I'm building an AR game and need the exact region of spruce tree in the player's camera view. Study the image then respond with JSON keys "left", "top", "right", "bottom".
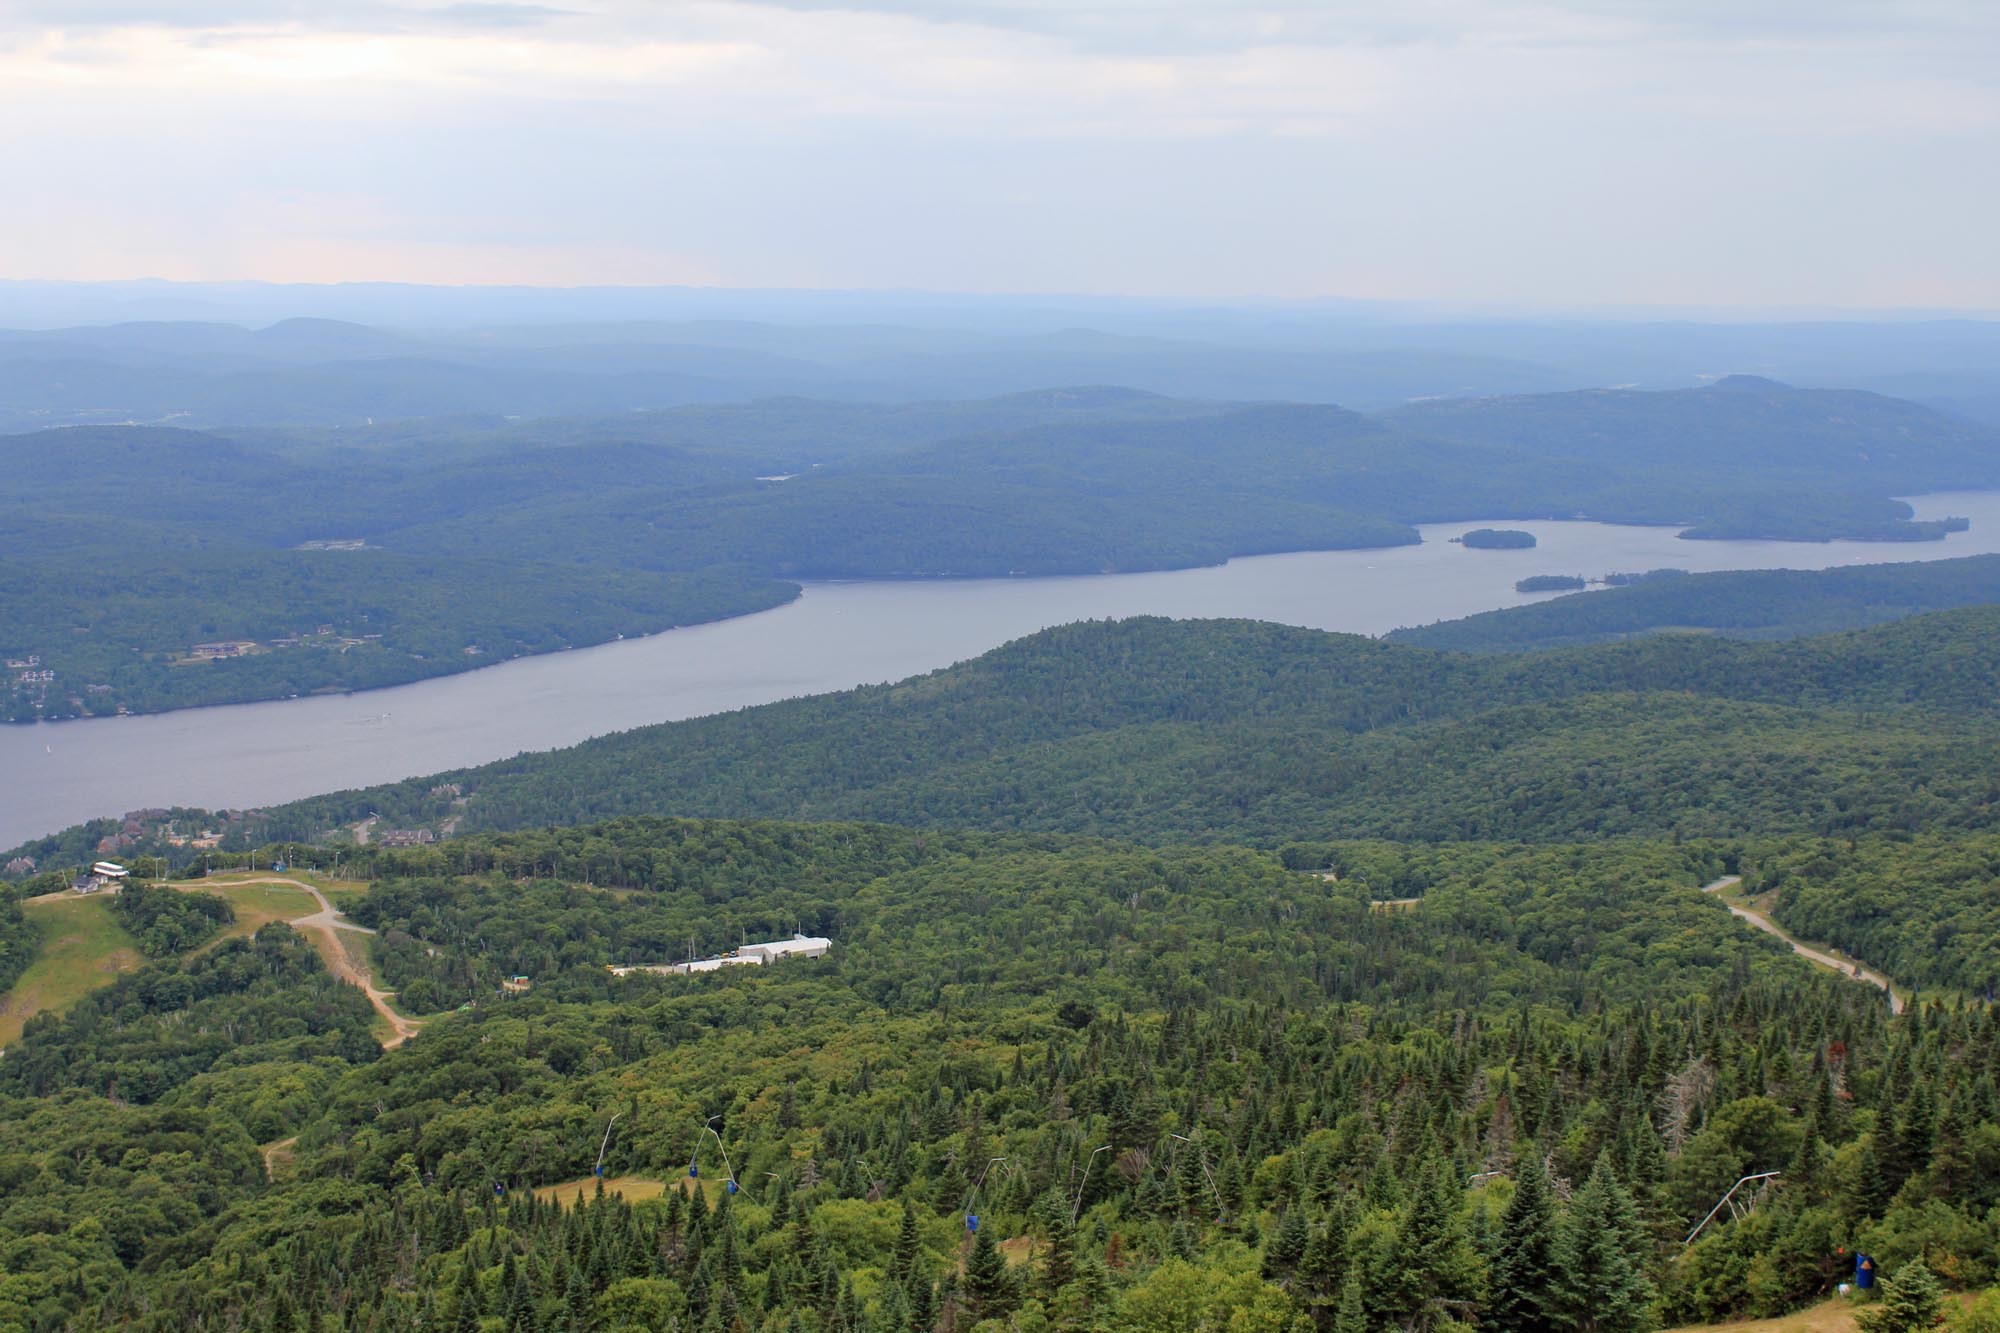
{"left": 962, "top": 1227, "right": 1014, "bottom": 1323}
{"left": 1381, "top": 1156, "right": 1481, "bottom": 1333}
{"left": 451, "top": 1259, "right": 482, "bottom": 1333}
{"left": 1857, "top": 1257, "right": 1944, "bottom": 1333}
{"left": 890, "top": 1199, "right": 924, "bottom": 1285}
{"left": 1263, "top": 1204, "right": 1309, "bottom": 1282}
{"left": 1489, "top": 1151, "right": 1562, "bottom": 1333}
{"left": 1334, "top": 1271, "right": 1366, "bottom": 1333}
{"left": 1555, "top": 1156, "right": 1655, "bottom": 1333}
{"left": 1036, "top": 1190, "right": 1078, "bottom": 1295}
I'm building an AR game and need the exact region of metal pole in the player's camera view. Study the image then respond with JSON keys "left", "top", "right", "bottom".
{"left": 962, "top": 1156, "right": 1008, "bottom": 1228}
{"left": 594, "top": 1114, "right": 621, "bottom": 1177}
{"left": 1072, "top": 1145, "right": 1112, "bottom": 1224}
{"left": 1684, "top": 1171, "right": 1781, "bottom": 1246}
{"left": 702, "top": 1116, "right": 745, "bottom": 1196}
{"left": 1170, "top": 1132, "right": 1225, "bottom": 1216}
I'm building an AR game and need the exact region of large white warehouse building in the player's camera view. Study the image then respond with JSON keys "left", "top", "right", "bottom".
{"left": 608, "top": 934, "right": 831, "bottom": 978}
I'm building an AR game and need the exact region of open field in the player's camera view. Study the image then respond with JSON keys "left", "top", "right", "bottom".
{"left": 0, "top": 895, "right": 142, "bottom": 1046}
{"left": 533, "top": 1175, "right": 674, "bottom": 1209}
{"left": 193, "top": 881, "right": 321, "bottom": 946}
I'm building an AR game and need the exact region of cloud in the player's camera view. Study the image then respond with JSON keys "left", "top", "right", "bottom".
{"left": 0, "top": 0, "right": 1994, "bottom": 305}
{"left": 0, "top": 1, "right": 577, "bottom": 35}
{"left": 703, "top": 0, "right": 2000, "bottom": 55}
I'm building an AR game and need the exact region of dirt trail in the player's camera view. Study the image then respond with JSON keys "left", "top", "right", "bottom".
{"left": 190, "top": 876, "right": 422, "bottom": 1046}
{"left": 261, "top": 1136, "right": 299, "bottom": 1182}
{"left": 1701, "top": 876, "right": 1904, "bottom": 1014}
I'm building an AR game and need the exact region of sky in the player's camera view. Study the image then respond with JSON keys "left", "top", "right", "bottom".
{"left": 2, "top": 1, "right": 1997, "bottom": 308}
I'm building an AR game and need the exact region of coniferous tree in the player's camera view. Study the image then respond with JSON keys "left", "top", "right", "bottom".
{"left": 1556, "top": 1156, "right": 1655, "bottom": 1333}
{"left": 1381, "top": 1156, "right": 1482, "bottom": 1333}
{"left": 1333, "top": 1271, "right": 1366, "bottom": 1333}
{"left": 962, "top": 1227, "right": 1014, "bottom": 1323}
{"left": 1857, "top": 1257, "right": 1944, "bottom": 1333}
{"left": 1489, "top": 1151, "right": 1562, "bottom": 1333}
{"left": 890, "top": 1198, "right": 925, "bottom": 1287}
{"left": 1263, "top": 1205, "right": 1309, "bottom": 1283}
{"left": 1036, "top": 1190, "right": 1078, "bottom": 1295}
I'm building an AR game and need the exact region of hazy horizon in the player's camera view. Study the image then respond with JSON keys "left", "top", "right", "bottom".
{"left": 6, "top": 276, "right": 2000, "bottom": 327}
{"left": 7, "top": 2, "right": 1998, "bottom": 309}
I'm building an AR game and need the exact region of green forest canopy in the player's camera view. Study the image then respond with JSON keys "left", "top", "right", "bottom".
{"left": 152, "top": 607, "right": 2000, "bottom": 854}
{"left": 2, "top": 815, "right": 1994, "bottom": 1332}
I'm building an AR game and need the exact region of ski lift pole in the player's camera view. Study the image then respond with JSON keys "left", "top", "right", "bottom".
{"left": 594, "top": 1113, "right": 621, "bottom": 1178}
{"left": 962, "top": 1156, "right": 1007, "bottom": 1232}
{"left": 693, "top": 1115, "right": 745, "bottom": 1197}
{"left": 1169, "top": 1131, "right": 1225, "bottom": 1217}
{"left": 1072, "top": 1145, "right": 1112, "bottom": 1224}
{"left": 1684, "top": 1171, "right": 1781, "bottom": 1245}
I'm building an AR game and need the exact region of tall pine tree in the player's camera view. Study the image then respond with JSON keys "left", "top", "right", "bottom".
{"left": 1556, "top": 1155, "right": 1655, "bottom": 1333}
{"left": 1489, "top": 1151, "right": 1562, "bottom": 1333}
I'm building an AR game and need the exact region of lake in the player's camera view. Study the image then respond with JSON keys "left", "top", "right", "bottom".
{"left": 6, "top": 490, "right": 2000, "bottom": 847}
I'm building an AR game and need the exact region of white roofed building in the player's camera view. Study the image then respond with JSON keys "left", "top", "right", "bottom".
{"left": 609, "top": 933, "right": 831, "bottom": 978}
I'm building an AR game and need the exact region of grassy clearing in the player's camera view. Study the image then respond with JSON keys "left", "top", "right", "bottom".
{"left": 198, "top": 869, "right": 368, "bottom": 897}
{"left": 533, "top": 1175, "right": 672, "bottom": 1209}
{"left": 1660, "top": 1297, "right": 1858, "bottom": 1333}
{"left": 1662, "top": 1293, "right": 1974, "bottom": 1333}
{"left": 181, "top": 881, "right": 321, "bottom": 947}
{"left": 0, "top": 896, "right": 142, "bottom": 1046}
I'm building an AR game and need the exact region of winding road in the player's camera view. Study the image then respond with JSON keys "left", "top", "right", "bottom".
{"left": 189, "top": 876, "right": 423, "bottom": 1046}
{"left": 1701, "top": 876, "right": 1904, "bottom": 1014}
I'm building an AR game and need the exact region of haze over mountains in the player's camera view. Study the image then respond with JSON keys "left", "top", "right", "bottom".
{"left": 5, "top": 282, "right": 2000, "bottom": 431}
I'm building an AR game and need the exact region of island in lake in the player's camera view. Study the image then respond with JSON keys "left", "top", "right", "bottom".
{"left": 1457, "top": 528, "right": 1538, "bottom": 549}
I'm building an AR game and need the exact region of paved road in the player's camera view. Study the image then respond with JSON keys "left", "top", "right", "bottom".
{"left": 1701, "top": 876, "right": 1904, "bottom": 1014}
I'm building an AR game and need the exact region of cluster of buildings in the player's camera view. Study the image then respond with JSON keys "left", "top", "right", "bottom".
{"left": 188, "top": 640, "right": 260, "bottom": 660}
{"left": 608, "top": 934, "right": 832, "bottom": 977}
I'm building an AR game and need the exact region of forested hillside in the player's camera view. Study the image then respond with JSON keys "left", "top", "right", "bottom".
{"left": 0, "top": 551, "right": 793, "bottom": 721}
{"left": 204, "top": 610, "right": 2000, "bottom": 849}
{"left": 1389, "top": 375, "right": 2000, "bottom": 492}
{"left": 1389, "top": 556, "right": 2000, "bottom": 652}
{"left": 1743, "top": 833, "right": 2000, "bottom": 999}
{"left": 3, "top": 816, "right": 1992, "bottom": 1333}
{"left": 6, "top": 373, "right": 1996, "bottom": 716}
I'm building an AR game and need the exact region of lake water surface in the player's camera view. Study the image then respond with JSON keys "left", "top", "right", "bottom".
{"left": 7, "top": 490, "right": 2000, "bottom": 847}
